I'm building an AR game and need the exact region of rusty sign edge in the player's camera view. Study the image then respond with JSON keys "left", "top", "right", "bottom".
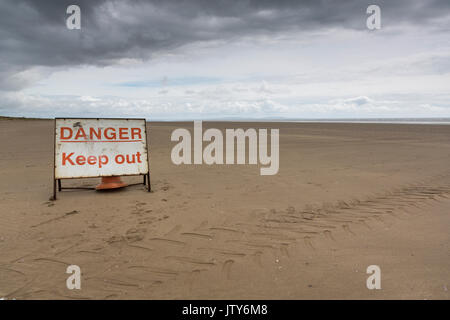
{"left": 54, "top": 118, "right": 149, "bottom": 179}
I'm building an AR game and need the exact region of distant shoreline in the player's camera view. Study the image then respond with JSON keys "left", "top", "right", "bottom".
{"left": 2, "top": 115, "right": 450, "bottom": 124}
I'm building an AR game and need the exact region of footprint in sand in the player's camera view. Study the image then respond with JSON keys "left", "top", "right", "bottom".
{"left": 280, "top": 243, "right": 290, "bottom": 257}
{"left": 165, "top": 224, "right": 182, "bottom": 236}
{"left": 323, "top": 230, "right": 335, "bottom": 241}
{"left": 125, "top": 228, "right": 147, "bottom": 242}
{"left": 304, "top": 236, "right": 315, "bottom": 250}
{"left": 342, "top": 224, "right": 355, "bottom": 235}
{"left": 43, "top": 201, "right": 54, "bottom": 207}
{"left": 193, "top": 220, "right": 208, "bottom": 231}
{"left": 222, "top": 259, "right": 234, "bottom": 280}
{"left": 252, "top": 251, "right": 263, "bottom": 267}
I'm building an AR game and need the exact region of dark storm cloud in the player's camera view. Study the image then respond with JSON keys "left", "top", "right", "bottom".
{"left": 0, "top": 0, "right": 449, "bottom": 90}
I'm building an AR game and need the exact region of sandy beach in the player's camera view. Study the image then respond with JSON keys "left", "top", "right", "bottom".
{"left": 0, "top": 119, "right": 449, "bottom": 299}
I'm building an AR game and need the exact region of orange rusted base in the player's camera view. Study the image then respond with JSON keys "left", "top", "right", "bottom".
{"left": 96, "top": 176, "right": 128, "bottom": 190}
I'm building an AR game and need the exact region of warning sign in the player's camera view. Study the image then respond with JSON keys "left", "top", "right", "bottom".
{"left": 54, "top": 118, "right": 149, "bottom": 179}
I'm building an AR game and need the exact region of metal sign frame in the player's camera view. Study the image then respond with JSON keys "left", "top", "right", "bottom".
{"left": 52, "top": 117, "right": 151, "bottom": 200}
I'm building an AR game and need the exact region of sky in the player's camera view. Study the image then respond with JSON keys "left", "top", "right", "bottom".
{"left": 1, "top": 0, "right": 450, "bottom": 120}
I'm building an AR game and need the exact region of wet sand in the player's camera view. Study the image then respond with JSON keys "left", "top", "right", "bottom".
{"left": 0, "top": 119, "right": 449, "bottom": 299}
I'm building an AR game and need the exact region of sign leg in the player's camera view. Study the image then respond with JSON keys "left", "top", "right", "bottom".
{"left": 53, "top": 179, "right": 57, "bottom": 200}
{"left": 147, "top": 173, "right": 151, "bottom": 192}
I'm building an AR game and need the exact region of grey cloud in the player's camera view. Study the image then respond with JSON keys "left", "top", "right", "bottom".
{"left": 0, "top": 0, "right": 449, "bottom": 91}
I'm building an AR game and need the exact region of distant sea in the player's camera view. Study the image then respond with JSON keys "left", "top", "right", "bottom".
{"left": 286, "top": 118, "right": 450, "bottom": 125}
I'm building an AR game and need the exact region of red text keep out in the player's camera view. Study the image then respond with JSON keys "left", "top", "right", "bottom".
{"left": 62, "top": 152, "right": 143, "bottom": 168}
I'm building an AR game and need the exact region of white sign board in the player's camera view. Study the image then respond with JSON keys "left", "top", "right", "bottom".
{"left": 54, "top": 118, "right": 149, "bottom": 179}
